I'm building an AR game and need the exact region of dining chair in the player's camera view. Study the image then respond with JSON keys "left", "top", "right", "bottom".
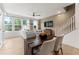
{"left": 54, "top": 35, "right": 64, "bottom": 55}
{"left": 36, "top": 37, "right": 56, "bottom": 55}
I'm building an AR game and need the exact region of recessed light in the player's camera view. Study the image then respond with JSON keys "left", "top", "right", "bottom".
{"left": 57, "top": 11, "right": 61, "bottom": 14}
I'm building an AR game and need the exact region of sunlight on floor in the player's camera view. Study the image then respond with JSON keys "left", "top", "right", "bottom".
{"left": 0, "top": 37, "right": 24, "bottom": 55}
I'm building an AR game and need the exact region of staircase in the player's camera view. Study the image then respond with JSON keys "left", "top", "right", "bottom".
{"left": 53, "top": 15, "right": 79, "bottom": 48}
{"left": 54, "top": 15, "right": 76, "bottom": 36}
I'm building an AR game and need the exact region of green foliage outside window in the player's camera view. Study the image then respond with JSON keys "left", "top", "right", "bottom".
{"left": 15, "top": 18, "right": 21, "bottom": 31}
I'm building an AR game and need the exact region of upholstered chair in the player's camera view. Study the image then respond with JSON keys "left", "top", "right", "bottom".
{"left": 54, "top": 35, "right": 64, "bottom": 55}
{"left": 44, "top": 29, "right": 55, "bottom": 40}
{"left": 36, "top": 37, "right": 56, "bottom": 55}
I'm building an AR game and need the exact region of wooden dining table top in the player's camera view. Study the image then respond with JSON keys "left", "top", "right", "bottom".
{"left": 27, "top": 37, "right": 42, "bottom": 47}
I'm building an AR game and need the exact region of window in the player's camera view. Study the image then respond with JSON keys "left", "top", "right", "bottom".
{"left": 4, "top": 16, "right": 12, "bottom": 31}
{"left": 15, "top": 18, "right": 21, "bottom": 31}
{"left": 23, "top": 19, "right": 27, "bottom": 25}
{"left": 23, "top": 18, "right": 30, "bottom": 30}
{"left": 23, "top": 18, "right": 30, "bottom": 25}
{"left": 4, "top": 16, "right": 31, "bottom": 31}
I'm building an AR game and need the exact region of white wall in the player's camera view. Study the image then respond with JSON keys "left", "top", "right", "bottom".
{"left": 75, "top": 4, "right": 79, "bottom": 29}
{"left": 63, "top": 29, "right": 79, "bottom": 48}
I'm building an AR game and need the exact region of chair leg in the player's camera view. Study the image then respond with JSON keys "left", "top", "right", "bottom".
{"left": 54, "top": 51, "right": 59, "bottom": 55}
{"left": 60, "top": 48, "right": 63, "bottom": 55}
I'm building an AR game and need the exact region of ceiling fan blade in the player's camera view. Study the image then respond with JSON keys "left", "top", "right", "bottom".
{"left": 33, "top": 12, "right": 35, "bottom": 16}
{"left": 36, "top": 15, "right": 40, "bottom": 16}
{"left": 32, "top": 12, "right": 40, "bottom": 16}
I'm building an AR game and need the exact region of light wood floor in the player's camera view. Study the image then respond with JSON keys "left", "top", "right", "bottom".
{"left": 0, "top": 37, "right": 79, "bottom": 55}
{"left": 0, "top": 37, "right": 24, "bottom": 55}
{"left": 62, "top": 44, "right": 79, "bottom": 55}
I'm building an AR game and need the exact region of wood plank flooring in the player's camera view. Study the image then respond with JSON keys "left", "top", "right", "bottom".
{"left": 0, "top": 37, "right": 79, "bottom": 55}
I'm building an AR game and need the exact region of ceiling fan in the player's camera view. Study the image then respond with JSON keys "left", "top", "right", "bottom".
{"left": 32, "top": 12, "right": 40, "bottom": 16}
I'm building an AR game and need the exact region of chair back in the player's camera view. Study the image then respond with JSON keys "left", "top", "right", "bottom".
{"left": 38, "top": 37, "right": 56, "bottom": 55}
{"left": 44, "top": 29, "right": 55, "bottom": 40}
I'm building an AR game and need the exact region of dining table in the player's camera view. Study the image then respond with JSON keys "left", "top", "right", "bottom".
{"left": 27, "top": 36, "right": 42, "bottom": 55}
{"left": 24, "top": 32, "right": 49, "bottom": 55}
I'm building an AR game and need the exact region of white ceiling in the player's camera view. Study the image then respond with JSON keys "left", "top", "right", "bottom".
{"left": 3, "top": 3, "right": 72, "bottom": 19}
